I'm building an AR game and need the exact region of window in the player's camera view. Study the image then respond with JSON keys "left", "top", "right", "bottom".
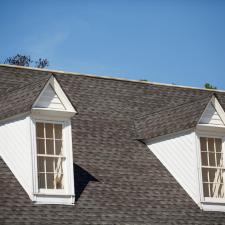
{"left": 36, "top": 122, "right": 64, "bottom": 190}
{"left": 200, "top": 137, "right": 224, "bottom": 198}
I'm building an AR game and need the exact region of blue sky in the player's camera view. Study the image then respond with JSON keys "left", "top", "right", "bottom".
{"left": 1, "top": 1, "right": 225, "bottom": 89}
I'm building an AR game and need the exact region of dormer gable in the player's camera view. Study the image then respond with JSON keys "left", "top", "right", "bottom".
{"left": 34, "top": 84, "right": 65, "bottom": 110}
{"left": 199, "top": 96, "right": 225, "bottom": 127}
{"left": 32, "top": 76, "right": 76, "bottom": 118}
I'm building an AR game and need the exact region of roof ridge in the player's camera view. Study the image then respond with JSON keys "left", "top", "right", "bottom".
{"left": 0, "top": 74, "right": 51, "bottom": 100}
{"left": 0, "top": 64, "right": 225, "bottom": 93}
{"left": 135, "top": 93, "right": 213, "bottom": 120}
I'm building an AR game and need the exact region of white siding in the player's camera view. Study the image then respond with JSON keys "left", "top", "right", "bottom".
{"left": 199, "top": 102, "right": 224, "bottom": 126}
{"left": 0, "top": 116, "right": 33, "bottom": 198}
{"left": 34, "top": 84, "right": 65, "bottom": 110}
{"left": 147, "top": 131, "right": 201, "bottom": 206}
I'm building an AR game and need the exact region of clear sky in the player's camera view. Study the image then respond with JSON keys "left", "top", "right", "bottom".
{"left": 1, "top": 1, "right": 225, "bottom": 89}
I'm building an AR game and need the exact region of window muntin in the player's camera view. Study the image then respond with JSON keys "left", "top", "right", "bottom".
{"left": 200, "top": 137, "right": 224, "bottom": 198}
{"left": 36, "top": 122, "right": 64, "bottom": 190}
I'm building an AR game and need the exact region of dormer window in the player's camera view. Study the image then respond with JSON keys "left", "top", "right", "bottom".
{"left": 36, "top": 122, "right": 64, "bottom": 191}
{"left": 200, "top": 137, "right": 224, "bottom": 198}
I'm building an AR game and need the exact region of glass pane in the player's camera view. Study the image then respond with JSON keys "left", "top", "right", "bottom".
{"left": 46, "top": 157, "right": 54, "bottom": 173}
{"left": 210, "top": 183, "right": 225, "bottom": 198}
{"left": 36, "top": 123, "right": 44, "bottom": 138}
{"left": 208, "top": 168, "right": 223, "bottom": 183}
{"left": 37, "top": 139, "right": 45, "bottom": 154}
{"left": 46, "top": 173, "right": 54, "bottom": 189}
{"left": 216, "top": 153, "right": 223, "bottom": 167}
{"left": 46, "top": 139, "right": 54, "bottom": 155}
{"left": 201, "top": 152, "right": 208, "bottom": 166}
{"left": 208, "top": 152, "right": 216, "bottom": 167}
{"left": 200, "top": 137, "right": 207, "bottom": 151}
{"left": 46, "top": 123, "right": 53, "bottom": 138}
{"left": 38, "top": 173, "right": 45, "bottom": 189}
{"left": 215, "top": 138, "right": 222, "bottom": 153}
{"left": 37, "top": 156, "right": 45, "bottom": 172}
{"left": 208, "top": 138, "right": 215, "bottom": 152}
{"left": 55, "top": 124, "right": 62, "bottom": 139}
{"left": 218, "top": 184, "right": 225, "bottom": 198}
{"left": 55, "top": 140, "right": 63, "bottom": 155}
{"left": 203, "top": 183, "right": 210, "bottom": 197}
{"left": 54, "top": 158, "right": 63, "bottom": 174}
{"left": 55, "top": 173, "right": 63, "bottom": 189}
{"left": 202, "top": 168, "right": 208, "bottom": 183}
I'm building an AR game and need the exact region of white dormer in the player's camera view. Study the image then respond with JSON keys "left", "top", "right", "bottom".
{"left": 146, "top": 96, "right": 225, "bottom": 212}
{"left": 0, "top": 76, "right": 76, "bottom": 205}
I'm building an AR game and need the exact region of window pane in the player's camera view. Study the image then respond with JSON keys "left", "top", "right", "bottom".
{"left": 37, "top": 157, "right": 45, "bottom": 172}
{"left": 208, "top": 152, "right": 216, "bottom": 167}
{"left": 55, "top": 173, "right": 63, "bottom": 189}
{"left": 46, "top": 157, "right": 54, "bottom": 173}
{"left": 218, "top": 184, "right": 225, "bottom": 198}
{"left": 203, "top": 183, "right": 210, "bottom": 197}
{"left": 202, "top": 168, "right": 209, "bottom": 183}
{"left": 38, "top": 173, "right": 45, "bottom": 189}
{"left": 36, "top": 123, "right": 44, "bottom": 138}
{"left": 208, "top": 138, "right": 215, "bottom": 152}
{"left": 215, "top": 138, "right": 222, "bottom": 153}
{"left": 217, "top": 153, "right": 223, "bottom": 167}
{"left": 37, "top": 139, "right": 45, "bottom": 154}
{"left": 55, "top": 124, "right": 62, "bottom": 139}
{"left": 46, "top": 173, "right": 54, "bottom": 189}
{"left": 55, "top": 140, "right": 63, "bottom": 155}
{"left": 46, "top": 123, "right": 53, "bottom": 138}
{"left": 210, "top": 183, "right": 225, "bottom": 198}
{"left": 54, "top": 158, "right": 63, "bottom": 174}
{"left": 201, "top": 152, "right": 208, "bottom": 166}
{"left": 200, "top": 137, "right": 207, "bottom": 151}
{"left": 46, "top": 139, "right": 54, "bottom": 155}
{"left": 209, "top": 169, "right": 223, "bottom": 183}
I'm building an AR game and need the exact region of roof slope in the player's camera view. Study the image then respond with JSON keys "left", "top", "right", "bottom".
{"left": 0, "top": 75, "right": 51, "bottom": 121}
{"left": 1, "top": 65, "right": 225, "bottom": 224}
{"left": 134, "top": 95, "right": 213, "bottom": 140}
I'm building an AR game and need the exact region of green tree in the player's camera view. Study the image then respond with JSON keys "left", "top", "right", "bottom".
{"left": 4, "top": 54, "right": 49, "bottom": 68}
{"left": 204, "top": 83, "right": 217, "bottom": 90}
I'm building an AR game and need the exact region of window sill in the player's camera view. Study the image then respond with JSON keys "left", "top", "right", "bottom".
{"left": 202, "top": 197, "right": 225, "bottom": 204}
{"left": 33, "top": 193, "right": 75, "bottom": 205}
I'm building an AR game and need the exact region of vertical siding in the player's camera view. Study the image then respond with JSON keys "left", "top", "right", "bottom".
{"left": 147, "top": 131, "right": 200, "bottom": 205}
{"left": 35, "top": 85, "right": 65, "bottom": 110}
{"left": 0, "top": 116, "right": 33, "bottom": 197}
{"left": 199, "top": 103, "right": 224, "bottom": 126}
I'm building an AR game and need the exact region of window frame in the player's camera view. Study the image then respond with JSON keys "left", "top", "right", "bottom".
{"left": 196, "top": 129, "right": 225, "bottom": 203}
{"left": 36, "top": 120, "right": 66, "bottom": 194}
{"left": 30, "top": 116, "right": 74, "bottom": 202}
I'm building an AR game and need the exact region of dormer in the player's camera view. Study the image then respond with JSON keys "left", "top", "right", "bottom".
{"left": 135, "top": 95, "right": 225, "bottom": 212}
{"left": 0, "top": 75, "right": 76, "bottom": 205}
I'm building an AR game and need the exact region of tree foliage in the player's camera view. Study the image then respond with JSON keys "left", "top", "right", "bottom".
{"left": 204, "top": 83, "right": 217, "bottom": 90}
{"left": 4, "top": 54, "right": 49, "bottom": 68}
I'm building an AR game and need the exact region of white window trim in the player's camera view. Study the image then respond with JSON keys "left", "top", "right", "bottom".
{"left": 30, "top": 116, "right": 75, "bottom": 205}
{"left": 195, "top": 127, "right": 225, "bottom": 213}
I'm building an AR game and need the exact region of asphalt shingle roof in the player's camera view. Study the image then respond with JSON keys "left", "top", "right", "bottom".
{"left": 1, "top": 65, "right": 225, "bottom": 224}
{"left": 134, "top": 94, "right": 213, "bottom": 140}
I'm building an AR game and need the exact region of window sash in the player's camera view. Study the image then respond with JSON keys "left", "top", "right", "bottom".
{"left": 36, "top": 122, "right": 65, "bottom": 190}
{"left": 200, "top": 137, "right": 225, "bottom": 198}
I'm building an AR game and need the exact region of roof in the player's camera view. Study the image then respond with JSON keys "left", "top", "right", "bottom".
{"left": 1, "top": 65, "right": 225, "bottom": 224}
{"left": 134, "top": 94, "right": 213, "bottom": 140}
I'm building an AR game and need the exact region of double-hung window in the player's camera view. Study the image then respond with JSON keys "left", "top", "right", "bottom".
{"left": 36, "top": 122, "right": 65, "bottom": 191}
{"left": 200, "top": 137, "right": 224, "bottom": 198}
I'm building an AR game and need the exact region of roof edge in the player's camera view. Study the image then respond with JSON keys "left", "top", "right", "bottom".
{"left": 0, "top": 64, "right": 224, "bottom": 93}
